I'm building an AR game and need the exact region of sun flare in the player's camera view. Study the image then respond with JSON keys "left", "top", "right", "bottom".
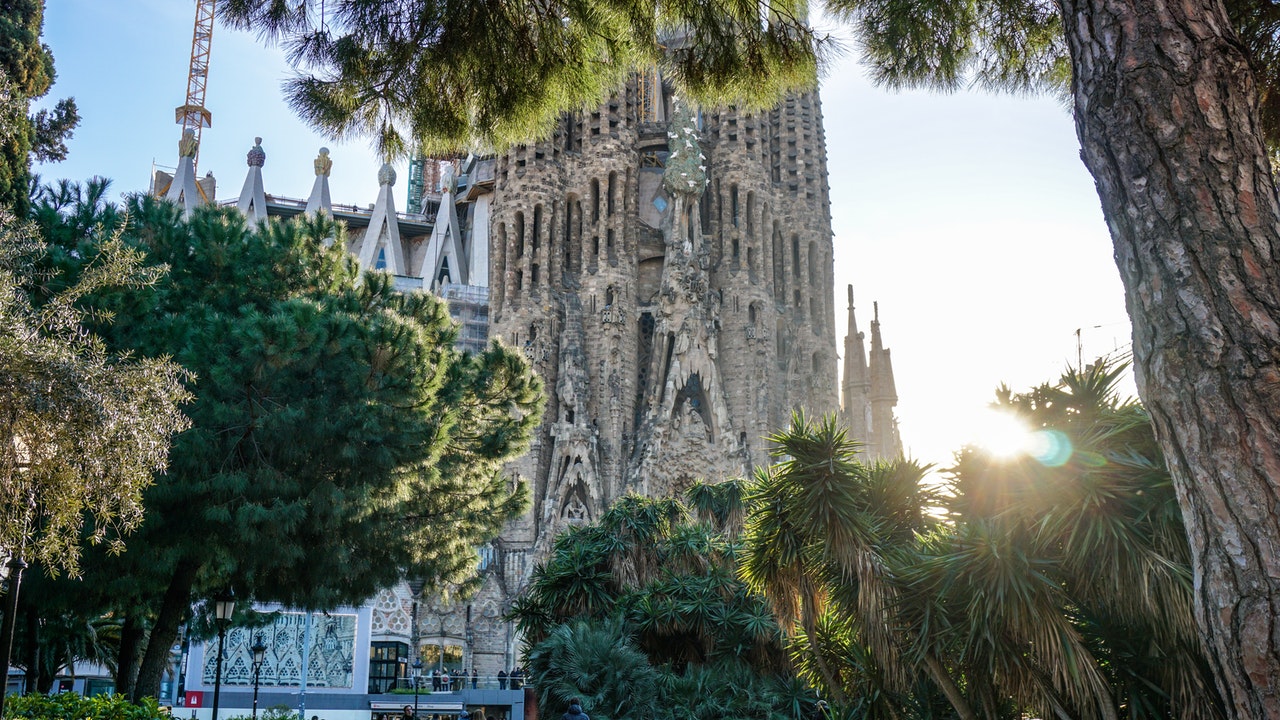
{"left": 969, "top": 409, "right": 1035, "bottom": 457}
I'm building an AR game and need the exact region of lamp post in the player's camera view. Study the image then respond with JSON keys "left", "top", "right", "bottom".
{"left": 210, "top": 590, "right": 236, "bottom": 720}
{"left": 0, "top": 555, "right": 29, "bottom": 720}
{"left": 251, "top": 635, "right": 267, "bottom": 720}
{"left": 412, "top": 659, "right": 422, "bottom": 716}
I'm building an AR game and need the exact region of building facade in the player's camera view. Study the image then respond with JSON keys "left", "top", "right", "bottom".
{"left": 158, "top": 69, "right": 900, "bottom": 712}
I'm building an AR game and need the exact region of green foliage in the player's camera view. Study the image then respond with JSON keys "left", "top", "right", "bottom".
{"left": 28, "top": 183, "right": 543, "bottom": 698}
{"left": 2, "top": 692, "right": 171, "bottom": 720}
{"left": 525, "top": 620, "right": 658, "bottom": 720}
{"left": 742, "top": 363, "right": 1225, "bottom": 719}
{"left": 514, "top": 484, "right": 813, "bottom": 720}
{"left": 0, "top": 1, "right": 77, "bottom": 215}
{"left": 0, "top": 207, "right": 190, "bottom": 575}
{"left": 219, "top": 0, "right": 819, "bottom": 156}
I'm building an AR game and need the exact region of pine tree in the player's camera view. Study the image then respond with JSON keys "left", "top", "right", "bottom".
{"left": 0, "top": 0, "right": 76, "bottom": 215}
{"left": 31, "top": 189, "right": 543, "bottom": 700}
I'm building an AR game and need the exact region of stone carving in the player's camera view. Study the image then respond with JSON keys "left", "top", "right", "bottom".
{"left": 178, "top": 128, "right": 198, "bottom": 158}
{"left": 314, "top": 147, "right": 333, "bottom": 177}
{"left": 246, "top": 137, "right": 266, "bottom": 167}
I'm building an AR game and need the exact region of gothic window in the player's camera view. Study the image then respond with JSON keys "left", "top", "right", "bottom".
{"left": 746, "top": 191, "right": 754, "bottom": 235}
{"left": 531, "top": 263, "right": 540, "bottom": 285}
{"left": 808, "top": 240, "right": 818, "bottom": 283}
{"left": 794, "top": 289, "right": 802, "bottom": 309}
{"left": 791, "top": 234, "right": 801, "bottom": 279}
{"left": 375, "top": 247, "right": 386, "bottom": 271}
{"left": 730, "top": 185, "right": 740, "bottom": 227}
{"left": 607, "top": 172, "right": 617, "bottom": 216}
{"left": 591, "top": 179, "right": 601, "bottom": 223}
{"left": 515, "top": 269, "right": 523, "bottom": 293}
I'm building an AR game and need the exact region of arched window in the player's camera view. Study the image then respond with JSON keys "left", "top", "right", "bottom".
{"left": 514, "top": 212, "right": 526, "bottom": 258}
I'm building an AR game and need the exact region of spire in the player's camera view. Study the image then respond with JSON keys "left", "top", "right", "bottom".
{"left": 236, "top": 137, "right": 268, "bottom": 224}
{"left": 867, "top": 301, "right": 902, "bottom": 459}
{"left": 841, "top": 285, "right": 869, "bottom": 404}
{"left": 163, "top": 129, "right": 207, "bottom": 218}
{"left": 304, "top": 147, "right": 333, "bottom": 218}
{"left": 421, "top": 161, "right": 468, "bottom": 289}
{"left": 357, "top": 163, "right": 406, "bottom": 274}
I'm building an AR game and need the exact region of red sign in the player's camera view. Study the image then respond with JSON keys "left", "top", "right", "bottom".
{"left": 185, "top": 691, "right": 204, "bottom": 707}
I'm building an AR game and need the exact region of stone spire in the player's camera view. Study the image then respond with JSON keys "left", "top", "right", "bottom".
{"left": 164, "top": 128, "right": 205, "bottom": 217}
{"left": 867, "top": 302, "right": 901, "bottom": 459}
{"left": 421, "top": 161, "right": 468, "bottom": 289}
{"left": 841, "top": 285, "right": 870, "bottom": 443}
{"left": 236, "top": 137, "right": 268, "bottom": 224}
{"left": 304, "top": 147, "right": 333, "bottom": 218}
{"left": 356, "top": 163, "right": 406, "bottom": 274}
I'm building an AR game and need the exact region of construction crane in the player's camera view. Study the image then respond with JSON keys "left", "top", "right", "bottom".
{"left": 175, "top": 0, "right": 215, "bottom": 170}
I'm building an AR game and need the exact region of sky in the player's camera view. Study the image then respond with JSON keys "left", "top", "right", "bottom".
{"left": 37, "top": 1, "right": 1134, "bottom": 470}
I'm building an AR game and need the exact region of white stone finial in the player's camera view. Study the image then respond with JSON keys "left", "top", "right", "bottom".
{"left": 378, "top": 163, "right": 397, "bottom": 187}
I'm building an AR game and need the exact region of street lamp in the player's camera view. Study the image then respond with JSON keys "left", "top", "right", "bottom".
{"left": 251, "top": 635, "right": 267, "bottom": 720}
{"left": 210, "top": 589, "right": 236, "bottom": 720}
{"left": 412, "top": 659, "right": 423, "bottom": 716}
{"left": 0, "top": 555, "right": 29, "bottom": 720}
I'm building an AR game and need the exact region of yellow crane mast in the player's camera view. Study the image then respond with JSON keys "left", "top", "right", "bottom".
{"left": 175, "top": 0, "right": 215, "bottom": 170}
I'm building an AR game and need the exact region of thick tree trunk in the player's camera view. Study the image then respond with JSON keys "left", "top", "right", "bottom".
{"left": 1057, "top": 0, "right": 1280, "bottom": 716}
{"left": 132, "top": 559, "right": 199, "bottom": 702}
{"left": 115, "top": 612, "right": 145, "bottom": 699}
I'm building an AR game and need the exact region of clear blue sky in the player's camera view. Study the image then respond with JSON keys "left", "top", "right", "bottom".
{"left": 38, "top": 1, "right": 1132, "bottom": 469}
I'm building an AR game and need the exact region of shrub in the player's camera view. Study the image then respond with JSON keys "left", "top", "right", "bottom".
{"left": 3, "top": 693, "right": 171, "bottom": 720}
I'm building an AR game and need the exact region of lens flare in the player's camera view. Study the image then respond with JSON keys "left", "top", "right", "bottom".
{"left": 970, "top": 410, "right": 1034, "bottom": 457}
{"left": 1027, "top": 429, "right": 1073, "bottom": 467}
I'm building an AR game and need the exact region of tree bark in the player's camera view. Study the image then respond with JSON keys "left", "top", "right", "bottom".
{"left": 115, "top": 611, "right": 145, "bottom": 699}
{"left": 1057, "top": 0, "right": 1280, "bottom": 716}
{"left": 922, "top": 653, "right": 978, "bottom": 720}
{"left": 132, "top": 559, "right": 200, "bottom": 702}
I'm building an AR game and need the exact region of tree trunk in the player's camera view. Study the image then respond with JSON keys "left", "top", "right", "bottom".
{"left": 1057, "top": 0, "right": 1280, "bottom": 716}
{"left": 921, "top": 653, "right": 978, "bottom": 720}
{"left": 115, "top": 612, "right": 145, "bottom": 699}
{"left": 132, "top": 559, "right": 199, "bottom": 702}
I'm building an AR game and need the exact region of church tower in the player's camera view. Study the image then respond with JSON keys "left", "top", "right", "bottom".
{"left": 840, "top": 287, "right": 902, "bottom": 461}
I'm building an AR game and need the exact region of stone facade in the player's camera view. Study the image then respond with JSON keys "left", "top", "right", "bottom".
{"left": 164, "top": 71, "right": 900, "bottom": 681}
{"left": 442, "top": 76, "right": 847, "bottom": 671}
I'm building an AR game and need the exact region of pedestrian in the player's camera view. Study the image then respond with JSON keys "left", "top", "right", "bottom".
{"left": 402, "top": 705, "right": 416, "bottom": 720}
{"left": 441, "top": 669, "right": 451, "bottom": 692}
{"left": 561, "top": 698, "right": 589, "bottom": 720}
{"left": 470, "top": 668, "right": 478, "bottom": 690}
{"left": 432, "top": 668, "right": 441, "bottom": 692}
{"left": 497, "top": 669, "right": 507, "bottom": 690}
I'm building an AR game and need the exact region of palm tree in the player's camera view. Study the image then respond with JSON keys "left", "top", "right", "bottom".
{"left": 739, "top": 412, "right": 976, "bottom": 718}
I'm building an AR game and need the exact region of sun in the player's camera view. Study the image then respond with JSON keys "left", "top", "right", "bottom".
{"left": 969, "top": 409, "right": 1035, "bottom": 457}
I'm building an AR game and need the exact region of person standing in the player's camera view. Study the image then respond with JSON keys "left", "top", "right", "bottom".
{"left": 401, "top": 705, "right": 416, "bottom": 720}
{"left": 441, "top": 669, "right": 451, "bottom": 692}
{"left": 497, "top": 669, "right": 507, "bottom": 690}
{"left": 470, "top": 668, "right": 478, "bottom": 690}
{"left": 432, "top": 669, "right": 441, "bottom": 692}
{"left": 561, "top": 698, "right": 589, "bottom": 720}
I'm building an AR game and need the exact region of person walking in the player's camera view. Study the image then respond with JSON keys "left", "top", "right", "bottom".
{"left": 561, "top": 698, "right": 589, "bottom": 720}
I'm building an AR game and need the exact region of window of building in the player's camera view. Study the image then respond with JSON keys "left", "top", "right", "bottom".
{"left": 368, "top": 641, "right": 408, "bottom": 694}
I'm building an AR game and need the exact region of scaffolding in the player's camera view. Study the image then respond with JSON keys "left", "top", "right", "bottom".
{"left": 175, "top": 0, "right": 215, "bottom": 170}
